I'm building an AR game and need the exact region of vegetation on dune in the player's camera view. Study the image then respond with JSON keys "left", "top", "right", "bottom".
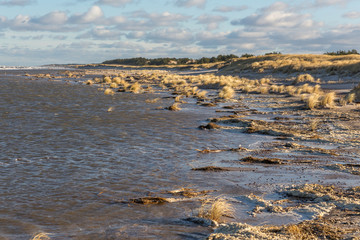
{"left": 348, "top": 83, "right": 360, "bottom": 103}
{"left": 325, "top": 49, "right": 359, "bottom": 55}
{"left": 220, "top": 54, "right": 360, "bottom": 75}
{"left": 102, "top": 54, "right": 239, "bottom": 66}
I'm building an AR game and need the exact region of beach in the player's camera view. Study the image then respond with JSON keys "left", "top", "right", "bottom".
{"left": 1, "top": 55, "right": 360, "bottom": 239}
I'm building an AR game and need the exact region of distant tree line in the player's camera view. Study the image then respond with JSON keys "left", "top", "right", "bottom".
{"left": 325, "top": 49, "right": 359, "bottom": 55}
{"left": 102, "top": 54, "right": 239, "bottom": 66}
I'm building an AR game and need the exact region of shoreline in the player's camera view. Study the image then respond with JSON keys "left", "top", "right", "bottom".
{"left": 7, "top": 62, "right": 360, "bottom": 239}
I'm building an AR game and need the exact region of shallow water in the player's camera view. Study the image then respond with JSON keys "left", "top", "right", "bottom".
{"left": 1, "top": 70, "right": 359, "bottom": 240}
{"left": 0, "top": 71, "right": 256, "bottom": 239}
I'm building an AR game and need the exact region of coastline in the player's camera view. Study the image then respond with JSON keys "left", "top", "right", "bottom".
{"left": 6, "top": 55, "right": 360, "bottom": 239}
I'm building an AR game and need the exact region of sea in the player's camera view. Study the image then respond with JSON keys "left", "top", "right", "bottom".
{"left": 0, "top": 67, "right": 260, "bottom": 239}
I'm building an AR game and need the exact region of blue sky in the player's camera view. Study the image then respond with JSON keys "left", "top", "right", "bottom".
{"left": 1, "top": 0, "right": 360, "bottom": 66}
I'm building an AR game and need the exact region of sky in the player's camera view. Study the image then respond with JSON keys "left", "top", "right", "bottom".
{"left": 1, "top": 0, "right": 360, "bottom": 66}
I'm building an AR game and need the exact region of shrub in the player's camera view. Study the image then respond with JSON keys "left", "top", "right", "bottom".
{"left": 325, "top": 49, "right": 359, "bottom": 55}
{"left": 241, "top": 53, "right": 255, "bottom": 58}
{"left": 265, "top": 51, "right": 282, "bottom": 55}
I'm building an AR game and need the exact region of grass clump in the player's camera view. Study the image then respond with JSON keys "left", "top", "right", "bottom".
{"left": 104, "top": 88, "right": 115, "bottom": 95}
{"left": 346, "top": 83, "right": 360, "bottom": 103}
{"left": 196, "top": 90, "right": 208, "bottom": 100}
{"left": 198, "top": 198, "right": 234, "bottom": 223}
{"left": 307, "top": 93, "right": 320, "bottom": 109}
{"left": 109, "top": 82, "right": 118, "bottom": 88}
{"left": 219, "top": 86, "right": 235, "bottom": 99}
{"left": 293, "top": 74, "right": 315, "bottom": 84}
{"left": 84, "top": 79, "right": 94, "bottom": 85}
{"left": 103, "top": 76, "right": 112, "bottom": 84}
{"left": 129, "top": 82, "right": 142, "bottom": 93}
{"left": 30, "top": 232, "right": 51, "bottom": 240}
{"left": 320, "top": 92, "right": 336, "bottom": 108}
{"left": 346, "top": 92, "right": 356, "bottom": 104}
{"left": 168, "top": 102, "right": 181, "bottom": 111}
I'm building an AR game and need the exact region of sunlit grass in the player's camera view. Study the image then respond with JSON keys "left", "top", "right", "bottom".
{"left": 198, "top": 198, "right": 234, "bottom": 223}
{"left": 219, "top": 86, "right": 235, "bottom": 99}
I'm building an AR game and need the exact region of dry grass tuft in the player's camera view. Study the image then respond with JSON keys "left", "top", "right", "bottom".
{"left": 174, "top": 95, "right": 183, "bottom": 102}
{"left": 103, "top": 76, "right": 112, "bottom": 84}
{"left": 84, "top": 79, "right": 94, "bottom": 85}
{"left": 285, "top": 224, "right": 315, "bottom": 239}
{"left": 198, "top": 198, "right": 234, "bottom": 222}
{"left": 109, "top": 82, "right": 118, "bottom": 88}
{"left": 320, "top": 92, "right": 336, "bottom": 108}
{"left": 346, "top": 92, "right": 356, "bottom": 104}
{"left": 293, "top": 74, "right": 315, "bottom": 84}
{"left": 112, "top": 77, "right": 122, "bottom": 84}
{"left": 145, "top": 98, "right": 160, "bottom": 103}
{"left": 104, "top": 88, "right": 115, "bottom": 95}
{"left": 307, "top": 93, "right": 320, "bottom": 109}
{"left": 168, "top": 102, "right": 181, "bottom": 111}
{"left": 219, "top": 86, "right": 235, "bottom": 99}
{"left": 129, "top": 82, "right": 142, "bottom": 93}
{"left": 196, "top": 90, "right": 208, "bottom": 100}
{"left": 30, "top": 232, "right": 51, "bottom": 240}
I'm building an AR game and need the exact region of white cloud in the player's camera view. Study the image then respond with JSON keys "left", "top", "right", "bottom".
{"left": 213, "top": 5, "right": 248, "bottom": 12}
{"left": 69, "top": 5, "right": 104, "bottom": 24}
{"left": 175, "top": 0, "right": 206, "bottom": 8}
{"left": 33, "top": 11, "right": 68, "bottom": 25}
{"left": 197, "top": 14, "right": 227, "bottom": 30}
{"left": 313, "top": 0, "right": 349, "bottom": 7}
{"left": 233, "top": 2, "right": 318, "bottom": 29}
{"left": 343, "top": 11, "right": 360, "bottom": 19}
{"left": 96, "top": 0, "right": 133, "bottom": 7}
{"left": 77, "top": 26, "right": 122, "bottom": 39}
{"left": 126, "top": 31, "right": 145, "bottom": 39}
{"left": 131, "top": 11, "right": 190, "bottom": 26}
{"left": 0, "top": 0, "right": 34, "bottom": 6}
{"left": 145, "top": 27, "right": 194, "bottom": 43}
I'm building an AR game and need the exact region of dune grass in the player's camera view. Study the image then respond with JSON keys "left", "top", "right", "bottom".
{"left": 219, "top": 86, "right": 235, "bottom": 99}
{"left": 220, "top": 54, "right": 360, "bottom": 75}
{"left": 320, "top": 92, "right": 336, "bottom": 108}
{"left": 129, "top": 82, "right": 142, "bottom": 93}
{"left": 30, "top": 232, "right": 51, "bottom": 240}
{"left": 104, "top": 88, "right": 115, "bottom": 95}
{"left": 168, "top": 102, "right": 181, "bottom": 111}
{"left": 307, "top": 93, "right": 320, "bottom": 109}
{"left": 198, "top": 198, "right": 234, "bottom": 223}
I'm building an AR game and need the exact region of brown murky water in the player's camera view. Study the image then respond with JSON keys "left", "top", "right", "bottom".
{"left": 1, "top": 69, "right": 360, "bottom": 240}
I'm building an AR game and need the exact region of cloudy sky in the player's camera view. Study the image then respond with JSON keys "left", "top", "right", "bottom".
{"left": 1, "top": 0, "right": 360, "bottom": 66}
